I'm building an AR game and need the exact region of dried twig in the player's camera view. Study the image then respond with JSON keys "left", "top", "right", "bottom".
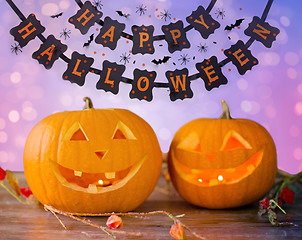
{"left": 44, "top": 205, "right": 205, "bottom": 239}
{"left": 44, "top": 205, "right": 68, "bottom": 230}
{"left": 44, "top": 205, "right": 142, "bottom": 238}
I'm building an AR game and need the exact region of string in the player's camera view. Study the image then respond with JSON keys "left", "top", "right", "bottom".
{"left": 74, "top": 0, "right": 218, "bottom": 41}
{"left": 5, "top": 0, "right": 274, "bottom": 91}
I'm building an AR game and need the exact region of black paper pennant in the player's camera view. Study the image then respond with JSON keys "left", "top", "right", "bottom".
{"left": 62, "top": 51, "right": 94, "bottom": 86}
{"left": 224, "top": 40, "right": 258, "bottom": 75}
{"left": 6, "top": 0, "right": 279, "bottom": 102}
{"left": 162, "top": 21, "right": 190, "bottom": 53}
{"left": 166, "top": 68, "right": 193, "bottom": 101}
{"left": 132, "top": 25, "right": 155, "bottom": 55}
{"left": 96, "top": 60, "right": 125, "bottom": 94}
{"left": 10, "top": 14, "right": 45, "bottom": 48}
{"left": 68, "top": 1, "right": 103, "bottom": 35}
{"left": 244, "top": 16, "right": 280, "bottom": 48}
{"left": 196, "top": 56, "right": 228, "bottom": 91}
{"left": 186, "top": 6, "right": 220, "bottom": 39}
{"left": 95, "top": 17, "right": 125, "bottom": 50}
{"left": 130, "top": 69, "right": 156, "bottom": 102}
{"left": 32, "top": 35, "right": 67, "bottom": 69}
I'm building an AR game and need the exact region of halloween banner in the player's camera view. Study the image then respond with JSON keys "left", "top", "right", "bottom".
{"left": 6, "top": 0, "right": 279, "bottom": 102}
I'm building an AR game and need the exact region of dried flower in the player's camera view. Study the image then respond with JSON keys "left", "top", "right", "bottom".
{"left": 170, "top": 223, "right": 185, "bottom": 240}
{"left": 259, "top": 197, "right": 270, "bottom": 209}
{"left": 20, "top": 187, "right": 33, "bottom": 198}
{"left": 6, "top": 170, "right": 20, "bottom": 196}
{"left": 0, "top": 167, "right": 6, "bottom": 181}
{"left": 106, "top": 214, "right": 123, "bottom": 229}
{"left": 279, "top": 186, "right": 295, "bottom": 205}
{"left": 268, "top": 208, "right": 278, "bottom": 226}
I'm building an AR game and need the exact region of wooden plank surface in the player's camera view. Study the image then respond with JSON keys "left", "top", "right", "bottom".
{"left": 0, "top": 173, "right": 301, "bottom": 239}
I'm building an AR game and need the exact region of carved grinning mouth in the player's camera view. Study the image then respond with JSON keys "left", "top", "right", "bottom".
{"left": 50, "top": 156, "right": 146, "bottom": 194}
{"left": 172, "top": 151, "right": 263, "bottom": 186}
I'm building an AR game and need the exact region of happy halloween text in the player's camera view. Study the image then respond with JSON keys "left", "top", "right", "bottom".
{"left": 8, "top": 0, "right": 279, "bottom": 102}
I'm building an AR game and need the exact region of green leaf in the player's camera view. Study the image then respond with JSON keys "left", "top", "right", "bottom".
{"left": 175, "top": 214, "right": 185, "bottom": 218}
{"left": 270, "top": 199, "right": 286, "bottom": 214}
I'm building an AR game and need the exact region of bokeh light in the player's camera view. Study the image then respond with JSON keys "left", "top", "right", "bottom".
{"left": 8, "top": 110, "right": 20, "bottom": 123}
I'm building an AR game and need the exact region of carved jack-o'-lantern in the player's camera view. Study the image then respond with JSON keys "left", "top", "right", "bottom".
{"left": 24, "top": 97, "right": 162, "bottom": 213}
{"left": 168, "top": 100, "right": 277, "bottom": 209}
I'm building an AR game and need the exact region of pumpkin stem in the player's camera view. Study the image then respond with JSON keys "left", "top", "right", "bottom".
{"left": 83, "top": 97, "right": 94, "bottom": 110}
{"left": 219, "top": 99, "right": 232, "bottom": 119}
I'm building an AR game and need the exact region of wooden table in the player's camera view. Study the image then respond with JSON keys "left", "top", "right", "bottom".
{"left": 0, "top": 173, "right": 301, "bottom": 239}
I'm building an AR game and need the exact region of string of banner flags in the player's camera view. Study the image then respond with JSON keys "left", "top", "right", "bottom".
{"left": 6, "top": 0, "right": 279, "bottom": 101}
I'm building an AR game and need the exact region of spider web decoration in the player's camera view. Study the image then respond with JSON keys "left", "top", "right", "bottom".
{"left": 10, "top": 42, "right": 22, "bottom": 55}
{"left": 92, "top": 0, "right": 103, "bottom": 11}
{"left": 6, "top": 0, "right": 279, "bottom": 102}
{"left": 136, "top": 4, "right": 147, "bottom": 16}
{"left": 198, "top": 43, "right": 208, "bottom": 53}
{"left": 120, "top": 52, "right": 131, "bottom": 65}
{"left": 159, "top": 10, "right": 172, "bottom": 21}
{"left": 178, "top": 54, "right": 190, "bottom": 65}
{"left": 215, "top": 8, "right": 225, "bottom": 19}
{"left": 60, "top": 28, "right": 71, "bottom": 40}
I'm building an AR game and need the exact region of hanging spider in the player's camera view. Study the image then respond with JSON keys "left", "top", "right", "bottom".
{"left": 197, "top": 43, "right": 208, "bottom": 53}
{"left": 60, "top": 28, "right": 71, "bottom": 40}
{"left": 160, "top": 10, "right": 172, "bottom": 21}
{"left": 178, "top": 54, "right": 190, "bottom": 65}
{"left": 120, "top": 52, "right": 131, "bottom": 65}
{"left": 10, "top": 43, "right": 22, "bottom": 55}
{"left": 92, "top": 0, "right": 103, "bottom": 11}
{"left": 215, "top": 8, "right": 225, "bottom": 19}
{"left": 136, "top": 4, "right": 147, "bottom": 16}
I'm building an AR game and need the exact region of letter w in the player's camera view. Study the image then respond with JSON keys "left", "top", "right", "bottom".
{"left": 170, "top": 75, "right": 187, "bottom": 92}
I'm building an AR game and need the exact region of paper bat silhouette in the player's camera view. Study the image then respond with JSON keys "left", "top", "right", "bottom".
{"left": 116, "top": 11, "right": 130, "bottom": 18}
{"left": 224, "top": 18, "right": 244, "bottom": 31}
{"left": 83, "top": 34, "right": 94, "bottom": 47}
{"left": 152, "top": 56, "right": 171, "bottom": 65}
{"left": 51, "top": 12, "right": 63, "bottom": 18}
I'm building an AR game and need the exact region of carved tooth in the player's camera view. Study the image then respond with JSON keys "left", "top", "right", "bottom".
{"left": 226, "top": 168, "right": 235, "bottom": 173}
{"left": 88, "top": 184, "right": 98, "bottom": 193}
{"left": 247, "top": 164, "right": 255, "bottom": 174}
{"left": 74, "top": 170, "right": 82, "bottom": 177}
{"left": 105, "top": 172, "right": 116, "bottom": 179}
{"left": 209, "top": 179, "right": 219, "bottom": 186}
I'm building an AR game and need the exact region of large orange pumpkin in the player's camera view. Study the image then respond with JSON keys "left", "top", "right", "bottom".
{"left": 24, "top": 97, "right": 162, "bottom": 213}
{"left": 168, "top": 100, "right": 277, "bottom": 209}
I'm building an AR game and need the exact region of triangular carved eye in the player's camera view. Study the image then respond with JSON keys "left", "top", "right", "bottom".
{"left": 220, "top": 130, "right": 251, "bottom": 151}
{"left": 112, "top": 121, "right": 136, "bottom": 140}
{"left": 63, "top": 122, "right": 88, "bottom": 141}
{"left": 178, "top": 132, "right": 201, "bottom": 152}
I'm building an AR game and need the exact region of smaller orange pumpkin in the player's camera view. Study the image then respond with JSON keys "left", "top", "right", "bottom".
{"left": 168, "top": 100, "right": 277, "bottom": 209}
{"left": 24, "top": 97, "right": 162, "bottom": 213}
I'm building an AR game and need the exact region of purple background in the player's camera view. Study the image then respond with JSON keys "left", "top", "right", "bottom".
{"left": 0, "top": 0, "right": 301, "bottom": 173}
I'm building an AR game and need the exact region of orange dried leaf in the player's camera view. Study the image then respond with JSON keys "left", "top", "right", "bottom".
{"left": 106, "top": 214, "right": 123, "bottom": 229}
{"left": 170, "top": 223, "right": 185, "bottom": 240}
{"left": 6, "top": 170, "right": 20, "bottom": 196}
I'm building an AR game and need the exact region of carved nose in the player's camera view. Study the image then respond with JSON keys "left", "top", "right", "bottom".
{"left": 95, "top": 151, "right": 108, "bottom": 160}
{"left": 206, "top": 153, "right": 216, "bottom": 162}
